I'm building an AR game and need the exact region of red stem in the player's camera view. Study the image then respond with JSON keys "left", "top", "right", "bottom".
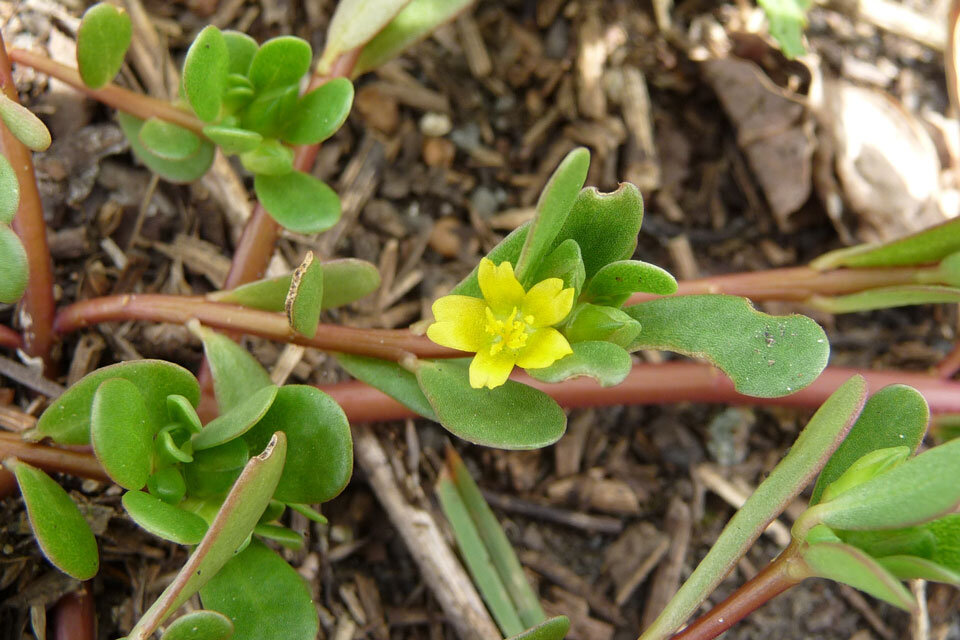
{"left": 0, "top": 324, "right": 22, "bottom": 349}
{"left": 0, "top": 432, "right": 108, "bottom": 481}
{"left": 53, "top": 583, "right": 96, "bottom": 640}
{"left": 0, "top": 38, "right": 56, "bottom": 373}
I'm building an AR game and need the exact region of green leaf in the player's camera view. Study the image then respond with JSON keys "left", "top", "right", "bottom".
{"left": 192, "top": 385, "right": 279, "bottom": 450}
{"left": 209, "top": 258, "right": 380, "bottom": 311}
{"left": 640, "top": 375, "right": 866, "bottom": 640}
{"left": 334, "top": 354, "right": 437, "bottom": 419}
{"left": 200, "top": 540, "right": 317, "bottom": 640}
{"left": 7, "top": 460, "right": 99, "bottom": 579}
{"left": 285, "top": 252, "right": 323, "bottom": 338}
{"left": 168, "top": 394, "right": 203, "bottom": 434}
{"left": 118, "top": 112, "right": 214, "bottom": 183}
{"left": 353, "top": 0, "right": 473, "bottom": 76}
{"left": 416, "top": 359, "right": 566, "bottom": 449}
{"left": 223, "top": 30, "right": 258, "bottom": 75}
{"left": 320, "top": 0, "right": 411, "bottom": 73}
{"left": 239, "top": 139, "right": 294, "bottom": 176}
{"left": 248, "top": 36, "right": 312, "bottom": 91}
{"left": 254, "top": 171, "right": 341, "bottom": 234}
{"left": 139, "top": 117, "right": 202, "bottom": 161}
{"left": 239, "top": 85, "right": 299, "bottom": 137}
{"left": 253, "top": 523, "right": 303, "bottom": 549}
{"left": 283, "top": 78, "right": 354, "bottom": 145}
{"left": 184, "top": 438, "right": 250, "bottom": 498}
{"left": 803, "top": 438, "right": 960, "bottom": 532}
{"left": 625, "top": 295, "right": 829, "bottom": 398}
{"left": 552, "top": 183, "right": 644, "bottom": 279}
{"left": 810, "top": 285, "right": 960, "bottom": 313}
{"left": 127, "top": 433, "right": 287, "bottom": 640}
{"left": 76, "top": 3, "right": 132, "bottom": 89}
{"left": 926, "top": 514, "right": 960, "bottom": 571}
{"left": 838, "top": 514, "right": 960, "bottom": 572}
{"left": 564, "top": 303, "right": 642, "bottom": 348}
{"left": 819, "top": 446, "right": 910, "bottom": 504}
{"left": 877, "top": 555, "right": 960, "bottom": 585}
{"left": 525, "top": 341, "right": 631, "bottom": 387}
{"left": 157, "top": 427, "right": 194, "bottom": 465}
{"left": 122, "top": 490, "right": 209, "bottom": 545}
{"left": 90, "top": 377, "right": 153, "bottom": 490}
{"left": 287, "top": 502, "right": 328, "bottom": 524}
{"left": 812, "top": 218, "right": 960, "bottom": 270}
{"left": 811, "top": 384, "right": 929, "bottom": 504}
{"left": 191, "top": 322, "right": 272, "bottom": 414}
{"left": 0, "top": 223, "right": 28, "bottom": 304}
{"left": 31, "top": 360, "right": 200, "bottom": 445}
{"left": 507, "top": 617, "right": 571, "bottom": 640}
{"left": 515, "top": 148, "right": 590, "bottom": 285}
{"left": 584, "top": 260, "right": 678, "bottom": 306}
{"left": 161, "top": 610, "right": 233, "bottom": 640}
{"left": 0, "top": 93, "right": 51, "bottom": 151}
{"left": 202, "top": 126, "right": 262, "bottom": 154}
{"left": 757, "top": 0, "right": 809, "bottom": 59}
{"left": 242, "top": 385, "right": 353, "bottom": 504}
{"left": 801, "top": 542, "right": 915, "bottom": 610}
{"left": 183, "top": 25, "right": 229, "bottom": 122}
{"left": 0, "top": 154, "right": 19, "bottom": 224}
{"left": 148, "top": 467, "right": 187, "bottom": 505}
{"left": 530, "top": 239, "right": 585, "bottom": 297}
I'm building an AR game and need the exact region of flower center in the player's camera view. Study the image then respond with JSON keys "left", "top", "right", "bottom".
{"left": 484, "top": 306, "right": 534, "bottom": 355}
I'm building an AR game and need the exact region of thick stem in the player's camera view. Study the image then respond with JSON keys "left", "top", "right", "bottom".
{"left": 0, "top": 38, "right": 57, "bottom": 372}
{"left": 7, "top": 48, "right": 206, "bottom": 135}
{"left": 667, "top": 544, "right": 804, "bottom": 640}
{"left": 53, "top": 583, "right": 96, "bottom": 640}
{"left": 0, "top": 324, "right": 22, "bottom": 349}
{"left": 0, "top": 432, "right": 108, "bottom": 481}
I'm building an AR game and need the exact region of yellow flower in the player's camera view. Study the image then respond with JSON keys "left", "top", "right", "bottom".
{"left": 427, "top": 258, "right": 575, "bottom": 389}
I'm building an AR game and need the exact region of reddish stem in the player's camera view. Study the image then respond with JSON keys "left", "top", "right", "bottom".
{"left": 0, "top": 431, "right": 108, "bottom": 481}
{"left": 53, "top": 583, "right": 96, "bottom": 640}
{"left": 0, "top": 324, "right": 22, "bottom": 349}
{"left": 0, "top": 38, "right": 57, "bottom": 372}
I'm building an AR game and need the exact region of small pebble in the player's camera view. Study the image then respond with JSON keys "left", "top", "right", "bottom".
{"left": 422, "top": 137, "right": 456, "bottom": 168}
{"left": 419, "top": 111, "right": 452, "bottom": 137}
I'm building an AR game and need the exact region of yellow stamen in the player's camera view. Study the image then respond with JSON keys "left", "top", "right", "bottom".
{"left": 484, "top": 306, "right": 529, "bottom": 355}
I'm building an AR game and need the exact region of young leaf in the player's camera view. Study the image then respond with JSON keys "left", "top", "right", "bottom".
{"left": 30, "top": 360, "right": 200, "bottom": 445}
{"left": 812, "top": 218, "right": 960, "bottom": 270}
{"left": 320, "top": 0, "right": 411, "bottom": 73}
{"left": 811, "top": 384, "right": 928, "bottom": 504}
{"left": 157, "top": 427, "right": 194, "bottom": 464}
{"left": 584, "top": 260, "right": 678, "bottom": 306}
{"left": 416, "top": 359, "right": 567, "bottom": 449}
{"left": 530, "top": 239, "right": 585, "bottom": 297}
{"left": 122, "top": 490, "right": 209, "bottom": 545}
{"left": 810, "top": 286, "right": 960, "bottom": 314}
{"left": 819, "top": 446, "right": 910, "bottom": 504}
{"left": 285, "top": 251, "right": 323, "bottom": 338}
{"left": 0, "top": 224, "right": 28, "bottom": 304}
{"left": 118, "top": 112, "right": 215, "bottom": 183}
{"left": 183, "top": 25, "right": 229, "bottom": 122}
{"left": 127, "top": 433, "right": 286, "bottom": 640}
{"left": 801, "top": 542, "right": 915, "bottom": 610}
{"left": 241, "top": 386, "right": 352, "bottom": 504}
{"left": 248, "top": 36, "right": 312, "bottom": 91}
{"left": 239, "top": 85, "right": 299, "bottom": 137}
{"left": 200, "top": 540, "right": 318, "bottom": 640}
{"left": 877, "top": 555, "right": 960, "bottom": 585}
{"left": 160, "top": 610, "right": 233, "bottom": 640}
{"left": 625, "top": 295, "right": 829, "bottom": 398}
{"left": 76, "top": 3, "right": 132, "bottom": 89}
{"left": 640, "top": 375, "right": 866, "bottom": 640}
{"left": 353, "top": 0, "right": 473, "bottom": 76}
{"left": 184, "top": 438, "right": 250, "bottom": 498}
{"left": 254, "top": 170, "right": 341, "bottom": 234}
{"left": 283, "top": 78, "right": 354, "bottom": 145}
{"left": 0, "top": 148, "right": 20, "bottom": 223}
{"left": 90, "top": 377, "right": 153, "bottom": 490}
{"left": 514, "top": 147, "right": 590, "bottom": 284}
{"left": 148, "top": 467, "right": 188, "bottom": 505}
{"left": 506, "top": 616, "right": 571, "bottom": 640}
{"left": 192, "top": 384, "right": 279, "bottom": 451}
{"left": 564, "top": 303, "right": 642, "bottom": 348}
{"left": 333, "top": 354, "right": 437, "bottom": 420}
{"left": 525, "top": 341, "right": 631, "bottom": 387}
{"left": 757, "top": 0, "right": 810, "bottom": 59}
{"left": 191, "top": 322, "right": 272, "bottom": 414}
{"left": 7, "top": 459, "right": 99, "bottom": 579}
{"left": 138, "top": 117, "right": 202, "bottom": 161}
{"left": 253, "top": 522, "right": 303, "bottom": 549}
{"left": 0, "top": 93, "right": 51, "bottom": 151}
{"left": 287, "top": 502, "right": 328, "bottom": 524}
{"left": 239, "top": 139, "right": 294, "bottom": 176}
{"left": 223, "top": 30, "right": 259, "bottom": 75}
{"left": 168, "top": 394, "right": 203, "bottom": 434}
{"left": 202, "top": 125, "right": 263, "bottom": 154}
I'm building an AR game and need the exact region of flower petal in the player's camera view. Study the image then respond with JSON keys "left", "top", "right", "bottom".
{"left": 427, "top": 295, "right": 487, "bottom": 352}
{"left": 478, "top": 258, "right": 525, "bottom": 315}
{"left": 522, "top": 278, "right": 575, "bottom": 327}
{"left": 469, "top": 349, "right": 516, "bottom": 389}
{"left": 516, "top": 328, "right": 573, "bottom": 369}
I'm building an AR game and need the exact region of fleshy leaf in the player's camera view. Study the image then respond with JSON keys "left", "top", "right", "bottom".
{"left": 253, "top": 523, "right": 303, "bottom": 549}
{"left": 139, "top": 117, "right": 202, "bottom": 161}
{"left": 625, "top": 295, "right": 829, "bottom": 398}
{"left": 564, "top": 303, "right": 641, "bottom": 348}
{"left": 223, "top": 30, "right": 258, "bottom": 75}
{"left": 584, "top": 260, "right": 678, "bottom": 306}
{"left": 202, "top": 126, "right": 262, "bottom": 154}
{"left": 334, "top": 353, "right": 436, "bottom": 420}
{"left": 183, "top": 437, "right": 249, "bottom": 498}
{"left": 7, "top": 460, "right": 99, "bottom": 579}
{"left": 801, "top": 542, "right": 915, "bottom": 610}
{"left": 285, "top": 252, "right": 323, "bottom": 338}
{"left": 192, "top": 385, "right": 279, "bottom": 450}
{"left": 530, "top": 239, "right": 585, "bottom": 297}
{"left": 30, "top": 360, "right": 199, "bottom": 445}
{"left": 200, "top": 540, "right": 317, "bottom": 640}
{"left": 183, "top": 25, "right": 229, "bottom": 122}
{"left": 319, "top": 0, "right": 411, "bottom": 72}
{"left": 525, "top": 341, "right": 631, "bottom": 387}
{"left": 160, "top": 610, "right": 234, "bottom": 640}
{"left": 812, "top": 218, "right": 960, "bottom": 270}
{"left": 191, "top": 322, "right": 272, "bottom": 414}
{"left": 248, "top": 36, "right": 312, "bottom": 91}
{"left": 239, "top": 85, "right": 299, "bottom": 137}
{"left": 283, "top": 78, "right": 354, "bottom": 145}
{"left": 819, "top": 446, "right": 910, "bottom": 504}
{"left": 239, "top": 139, "right": 294, "bottom": 176}
{"left": 507, "top": 617, "right": 571, "bottom": 640}
{"left": 91, "top": 377, "right": 153, "bottom": 490}
{"left": 416, "top": 359, "right": 566, "bottom": 450}
{"left": 0, "top": 224, "right": 28, "bottom": 304}
{"left": 0, "top": 94, "right": 51, "bottom": 151}
{"left": 877, "top": 555, "right": 960, "bottom": 585}
{"left": 118, "top": 112, "right": 214, "bottom": 183}
{"left": 76, "top": 3, "right": 132, "bottom": 89}
{"left": 810, "top": 286, "right": 960, "bottom": 313}
{"left": 148, "top": 467, "right": 187, "bottom": 505}
{"left": 168, "top": 394, "right": 203, "bottom": 434}
{"left": 122, "top": 490, "right": 209, "bottom": 545}
{"left": 254, "top": 171, "right": 341, "bottom": 234}
{"left": 242, "top": 385, "right": 353, "bottom": 504}
{"left": 0, "top": 154, "right": 19, "bottom": 223}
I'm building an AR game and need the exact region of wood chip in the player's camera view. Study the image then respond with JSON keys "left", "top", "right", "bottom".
{"left": 577, "top": 6, "right": 608, "bottom": 120}
{"left": 641, "top": 496, "right": 692, "bottom": 629}
{"left": 457, "top": 12, "right": 492, "bottom": 78}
